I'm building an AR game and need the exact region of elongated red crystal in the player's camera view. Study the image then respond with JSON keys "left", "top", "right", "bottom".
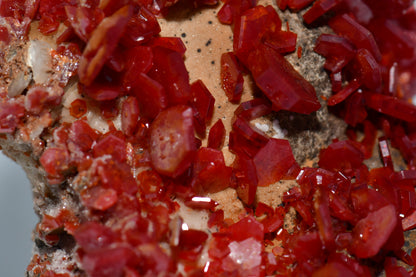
{"left": 247, "top": 44, "right": 321, "bottom": 114}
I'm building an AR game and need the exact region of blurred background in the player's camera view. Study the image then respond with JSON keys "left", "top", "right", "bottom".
{"left": 0, "top": 153, "right": 38, "bottom": 276}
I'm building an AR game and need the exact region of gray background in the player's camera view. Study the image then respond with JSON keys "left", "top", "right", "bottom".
{"left": 0, "top": 153, "right": 37, "bottom": 276}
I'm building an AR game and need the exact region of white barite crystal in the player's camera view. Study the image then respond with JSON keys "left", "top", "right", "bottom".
{"left": 27, "top": 40, "right": 53, "bottom": 84}
{"left": 272, "top": 119, "right": 288, "bottom": 139}
{"left": 8, "top": 71, "right": 32, "bottom": 97}
{"left": 254, "top": 122, "right": 269, "bottom": 133}
{"left": 228, "top": 237, "right": 262, "bottom": 269}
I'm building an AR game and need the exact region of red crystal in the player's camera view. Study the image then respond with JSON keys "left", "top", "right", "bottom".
{"left": 207, "top": 119, "right": 226, "bottom": 150}
{"left": 246, "top": 44, "right": 321, "bottom": 114}
{"left": 93, "top": 134, "right": 127, "bottom": 163}
{"left": 149, "top": 37, "right": 187, "bottom": 56}
{"left": 147, "top": 46, "right": 191, "bottom": 106}
{"left": 25, "top": 87, "right": 62, "bottom": 115}
{"left": 302, "top": 0, "right": 342, "bottom": 24}
{"left": 350, "top": 204, "right": 397, "bottom": 258}
{"left": 327, "top": 79, "right": 360, "bottom": 106}
{"left": 81, "top": 68, "right": 124, "bottom": 101}
{"left": 289, "top": 231, "right": 323, "bottom": 263}
{"left": 254, "top": 138, "right": 299, "bottom": 186}
{"left": 0, "top": 100, "right": 25, "bottom": 133}
{"left": 233, "top": 5, "right": 282, "bottom": 65}
{"left": 364, "top": 93, "right": 416, "bottom": 122}
{"left": 121, "top": 96, "right": 140, "bottom": 137}
{"left": 68, "top": 120, "right": 100, "bottom": 153}
{"left": 123, "top": 46, "right": 153, "bottom": 89}
{"left": 352, "top": 48, "right": 381, "bottom": 91}
{"left": 312, "top": 262, "right": 358, "bottom": 277}
{"left": 314, "top": 34, "right": 356, "bottom": 72}
{"left": 39, "top": 147, "right": 71, "bottom": 180}
{"left": 82, "top": 247, "right": 135, "bottom": 277}
{"left": 234, "top": 153, "right": 258, "bottom": 205}
{"left": 121, "top": 6, "right": 161, "bottom": 47}
{"left": 78, "top": 5, "right": 132, "bottom": 86}
{"left": 226, "top": 215, "right": 264, "bottom": 241}
{"left": 130, "top": 72, "right": 168, "bottom": 120}
{"left": 264, "top": 30, "right": 298, "bottom": 55}
{"left": 220, "top": 52, "right": 244, "bottom": 103}
{"left": 137, "top": 170, "right": 164, "bottom": 201}
{"left": 217, "top": 0, "right": 256, "bottom": 25}
{"left": 191, "top": 147, "right": 232, "bottom": 193}
{"left": 74, "top": 222, "right": 116, "bottom": 252}
{"left": 184, "top": 196, "right": 218, "bottom": 211}
{"left": 343, "top": 90, "right": 367, "bottom": 127}
{"left": 232, "top": 116, "right": 269, "bottom": 148}
{"left": 378, "top": 136, "right": 394, "bottom": 169}
{"left": 81, "top": 186, "right": 118, "bottom": 211}
{"left": 190, "top": 80, "right": 215, "bottom": 137}
{"left": 149, "top": 105, "right": 196, "bottom": 178}
{"left": 228, "top": 130, "right": 263, "bottom": 158}
{"left": 234, "top": 98, "right": 272, "bottom": 121}
{"left": 65, "top": 6, "right": 104, "bottom": 42}
{"left": 318, "top": 140, "right": 364, "bottom": 173}
{"left": 95, "top": 160, "right": 138, "bottom": 195}
{"left": 176, "top": 229, "right": 208, "bottom": 262}
{"left": 313, "top": 188, "right": 335, "bottom": 249}
{"left": 329, "top": 14, "right": 382, "bottom": 61}
{"left": 287, "top": 0, "right": 314, "bottom": 10}
{"left": 69, "top": 99, "right": 87, "bottom": 119}
{"left": 0, "top": 0, "right": 26, "bottom": 19}
{"left": 0, "top": 26, "right": 9, "bottom": 43}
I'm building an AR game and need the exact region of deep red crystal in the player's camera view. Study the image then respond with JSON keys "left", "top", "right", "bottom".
{"left": 246, "top": 44, "right": 321, "bottom": 114}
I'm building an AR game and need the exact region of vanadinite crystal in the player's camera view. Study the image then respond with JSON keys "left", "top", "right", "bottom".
{"left": 1, "top": 0, "right": 416, "bottom": 276}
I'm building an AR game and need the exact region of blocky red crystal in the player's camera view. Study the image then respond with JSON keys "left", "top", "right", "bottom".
{"left": 149, "top": 105, "right": 196, "bottom": 178}
{"left": 253, "top": 138, "right": 299, "bottom": 186}
{"left": 246, "top": 44, "right": 321, "bottom": 114}
{"left": 78, "top": 5, "right": 132, "bottom": 86}
{"left": 350, "top": 204, "right": 397, "bottom": 258}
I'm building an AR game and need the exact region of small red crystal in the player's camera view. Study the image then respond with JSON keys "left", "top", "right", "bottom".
{"left": 329, "top": 14, "right": 381, "bottom": 61}
{"left": 207, "top": 119, "right": 226, "bottom": 150}
{"left": 253, "top": 138, "right": 299, "bottom": 186}
{"left": 78, "top": 5, "right": 133, "bottom": 86}
{"left": 121, "top": 96, "right": 140, "bottom": 137}
{"left": 69, "top": 99, "right": 87, "bottom": 119}
{"left": 191, "top": 147, "right": 232, "bottom": 193}
{"left": 350, "top": 204, "right": 397, "bottom": 258}
{"left": 190, "top": 80, "right": 215, "bottom": 137}
{"left": 220, "top": 52, "right": 244, "bottom": 103}
{"left": 130, "top": 73, "right": 168, "bottom": 120}
{"left": 147, "top": 46, "right": 191, "bottom": 106}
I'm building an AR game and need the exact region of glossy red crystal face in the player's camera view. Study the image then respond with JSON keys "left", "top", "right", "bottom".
{"left": 78, "top": 5, "right": 132, "bottom": 86}
{"left": 247, "top": 44, "right": 321, "bottom": 114}
{"left": 221, "top": 52, "right": 244, "bottom": 103}
{"left": 253, "top": 138, "right": 299, "bottom": 186}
